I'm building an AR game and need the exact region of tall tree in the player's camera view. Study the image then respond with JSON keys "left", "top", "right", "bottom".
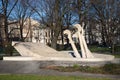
{"left": 0, "top": 0, "right": 18, "bottom": 55}
{"left": 12, "top": 0, "right": 34, "bottom": 41}
{"left": 72, "top": 0, "right": 89, "bottom": 24}
{"left": 29, "top": 0, "right": 75, "bottom": 49}
{"left": 90, "top": 0, "right": 120, "bottom": 53}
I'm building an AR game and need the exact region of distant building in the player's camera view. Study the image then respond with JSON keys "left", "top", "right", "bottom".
{"left": 1, "top": 16, "right": 119, "bottom": 45}
{"left": 8, "top": 18, "right": 51, "bottom": 44}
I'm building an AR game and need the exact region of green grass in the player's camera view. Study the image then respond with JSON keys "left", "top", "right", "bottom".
{"left": 89, "top": 45, "right": 120, "bottom": 53}
{"left": 89, "top": 45, "right": 120, "bottom": 58}
{"left": 0, "top": 47, "right": 4, "bottom": 54}
{"left": 0, "top": 75, "right": 111, "bottom": 80}
{"left": 89, "top": 46, "right": 111, "bottom": 52}
{"left": 0, "top": 56, "right": 3, "bottom": 60}
{"left": 113, "top": 54, "right": 120, "bottom": 58}
{"left": 0, "top": 46, "right": 19, "bottom": 56}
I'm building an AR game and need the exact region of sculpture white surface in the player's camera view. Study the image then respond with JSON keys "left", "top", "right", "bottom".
{"left": 74, "top": 24, "right": 94, "bottom": 58}
{"left": 64, "top": 30, "right": 81, "bottom": 58}
{"left": 64, "top": 24, "right": 94, "bottom": 58}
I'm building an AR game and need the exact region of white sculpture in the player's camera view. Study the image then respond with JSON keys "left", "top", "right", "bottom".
{"left": 74, "top": 24, "right": 94, "bottom": 58}
{"left": 64, "top": 24, "right": 94, "bottom": 58}
{"left": 64, "top": 30, "right": 81, "bottom": 58}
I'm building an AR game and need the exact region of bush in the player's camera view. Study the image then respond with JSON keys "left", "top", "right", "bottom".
{"left": 102, "top": 63, "right": 120, "bottom": 74}
{"left": 72, "top": 64, "right": 80, "bottom": 70}
{"left": 44, "top": 63, "right": 120, "bottom": 75}
{"left": 0, "top": 56, "right": 3, "bottom": 60}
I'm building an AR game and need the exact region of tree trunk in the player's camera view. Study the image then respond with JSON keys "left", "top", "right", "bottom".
{"left": 61, "top": 26, "right": 64, "bottom": 45}
{"left": 20, "top": 25, "right": 24, "bottom": 41}
{"left": 111, "top": 43, "right": 115, "bottom": 54}
{"left": 2, "top": 16, "right": 13, "bottom": 56}
{"left": 50, "top": 0, "right": 61, "bottom": 49}
{"left": 51, "top": 30, "right": 60, "bottom": 49}
{"left": 4, "top": 41, "right": 14, "bottom": 56}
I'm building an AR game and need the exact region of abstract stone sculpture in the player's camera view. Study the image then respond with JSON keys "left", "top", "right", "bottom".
{"left": 64, "top": 30, "right": 81, "bottom": 58}
{"left": 64, "top": 24, "right": 94, "bottom": 58}
{"left": 74, "top": 24, "right": 94, "bottom": 58}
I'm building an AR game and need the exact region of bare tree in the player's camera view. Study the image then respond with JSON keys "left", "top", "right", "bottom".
{"left": 12, "top": 0, "right": 34, "bottom": 41}
{"left": 0, "top": 0, "right": 18, "bottom": 55}
{"left": 90, "top": 0, "right": 120, "bottom": 53}
{"left": 29, "top": 0, "right": 75, "bottom": 49}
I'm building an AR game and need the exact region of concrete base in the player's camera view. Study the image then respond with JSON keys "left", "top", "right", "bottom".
{"left": 4, "top": 53, "right": 114, "bottom": 62}
{"left": 3, "top": 57, "right": 34, "bottom": 61}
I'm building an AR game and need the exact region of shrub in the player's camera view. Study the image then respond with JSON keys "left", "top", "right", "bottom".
{"left": 102, "top": 63, "right": 120, "bottom": 74}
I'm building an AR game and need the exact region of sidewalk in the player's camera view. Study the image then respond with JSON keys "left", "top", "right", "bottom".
{"left": 0, "top": 61, "right": 119, "bottom": 80}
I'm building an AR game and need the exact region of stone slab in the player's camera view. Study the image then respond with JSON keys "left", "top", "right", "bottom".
{"left": 12, "top": 42, "right": 72, "bottom": 58}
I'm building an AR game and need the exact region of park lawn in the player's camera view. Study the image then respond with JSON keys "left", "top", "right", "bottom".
{"left": 89, "top": 45, "right": 120, "bottom": 58}
{"left": 113, "top": 54, "right": 120, "bottom": 58}
{"left": 0, "top": 74, "right": 111, "bottom": 80}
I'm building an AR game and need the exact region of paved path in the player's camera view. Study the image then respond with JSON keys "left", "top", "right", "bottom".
{"left": 0, "top": 61, "right": 119, "bottom": 80}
